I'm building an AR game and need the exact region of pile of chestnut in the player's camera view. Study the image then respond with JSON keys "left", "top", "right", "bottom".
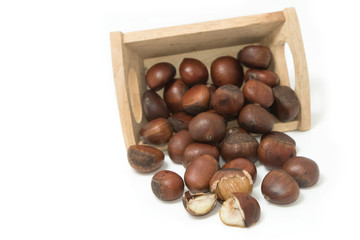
{"left": 127, "top": 45, "right": 319, "bottom": 228}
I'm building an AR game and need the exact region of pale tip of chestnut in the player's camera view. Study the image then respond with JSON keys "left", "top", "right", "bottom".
{"left": 182, "top": 191, "right": 217, "bottom": 216}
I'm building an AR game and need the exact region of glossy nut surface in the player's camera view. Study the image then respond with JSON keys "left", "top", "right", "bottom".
{"left": 142, "top": 90, "right": 170, "bottom": 121}
{"left": 163, "top": 78, "right": 188, "bottom": 113}
{"left": 258, "top": 131, "right": 296, "bottom": 169}
{"left": 182, "top": 143, "right": 219, "bottom": 168}
{"left": 238, "top": 104, "right": 274, "bottom": 134}
{"left": 182, "top": 84, "right": 211, "bottom": 115}
{"left": 151, "top": 170, "right": 184, "bottom": 201}
{"left": 243, "top": 79, "right": 274, "bottom": 108}
{"left": 282, "top": 156, "right": 320, "bottom": 188}
{"left": 245, "top": 69, "right": 279, "bottom": 87}
{"left": 182, "top": 191, "right": 217, "bottom": 216}
{"left": 188, "top": 112, "right": 226, "bottom": 144}
{"left": 168, "top": 112, "right": 193, "bottom": 132}
{"left": 222, "top": 158, "right": 257, "bottom": 182}
{"left": 221, "top": 132, "right": 259, "bottom": 163}
{"left": 272, "top": 85, "right": 300, "bottom": 122}
{"left": 127, "top": 145, "right": 164, "bottom": 173}
{"left": 210, "top": 56, "right": 244, "bottom": 87}
{"left": 179, "top": 58, "right": 208, "bottom": 86}
{"left": 139, "top": 118, "right": 173, "bottom": 145}
{"left": 184, "top": 155, "right": 219, "bottom": 193}
{"left": 237, "top": 45, "right": 272, "bottom": 69}
{"left": 145, "top": 62, "right": 176, "bottom": 91}
{"left": 261, "top": 169, "right": 300, "bottom": 205}
{"left": 212, "top": 84, "right": 245, "bottom": 118}
{"left": 168, "top": 130, "right": 193, "bottom": 164}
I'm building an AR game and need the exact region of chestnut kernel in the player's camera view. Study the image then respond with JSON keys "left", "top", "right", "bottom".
{"left": 180, "top": 58, "right": 208, "bottom": 86}
{"left": 168, "top": 112, "right": 193, "bottom": 132}
{"left": 221, "top": 132, "right": 259, "bottom": 163}
{"left": 184, "top": 155, "right": 219, "bottom": 193}
{"left": 219, "top": 192, "right": 261, "bottom": 228}
{"left": 238, "top": 104, "right": 274, "bottom": 134}
{"left": 272, "top": 85, "right": 300, "bottom": 122}
{"left": 245, "top": 69, "right": 279, "bottom": 87}
{"left": 182, "top": 143, "right": 219, "bottom": 168}
{"left": 282, "top": 156, "right": 320, "bottom": 188}
{"left": 261, "top": 169, "right": 300, "bottom": 205}
{"left": 182, "top": 84, "right": 211, "bottom": 115}
{"left": 139, "top": 118, "right": 173, "bottom": 145}
{"left": 243, "top": 79, "right": 274, "bottom": 108}
{"left": 145, "top": 62, "right": 176, "bottom": 91}
{"left": 211, "top": 84, "right": 245, "bottom": 118}
{"left": 142, "top": 90, "right": 170, "bottom": 121}
{"left": 182, "top": 191, "right": 217, "bottom": 216}
{"left": 222, "top": 158, "right": 257, "bottom": 182}
{"left": 163, "top": 78, "right": 188, "bottom": 113}
{"left": 151, "top": 170, "right": 184, "bottom": 201}
{"left": 237, "top": 45, "right": 272, "bottom": 69}
{"left": 168, "top": 130, "right": 193, "bottom": 164}
{"left": 127, "top": 145, "right": 164, "bottom": 173}
{"left": 210, "top": 56, "right": 244, "bottom": 87}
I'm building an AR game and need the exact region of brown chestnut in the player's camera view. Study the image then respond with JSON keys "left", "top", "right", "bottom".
{"left": 245, "top": 69, "right": 279, "bottom": 87}
{"left": 209, "top": 168, "right": 253, "bottom": 201}
{"left": 219, "top": 192, "right": 261, "bottom": 228}
{"left": 282, "top": 156, "right": 320, "bottom": 188}
{"left": 188, "top": 112, "right": 226, "bottom": 144}
{"left": 145, "top": 62, "right": 176, "bottom": 91}
{"left": 139, "top": 118, "right": 173, "bottom": 145}
{"left": 261, "top": 169, "right": 300, "bottom": 205}
{"left": 163, "top": 78, "right": 188, "bottom": 113}
{"left": 182, "top": 191, "right": 217, "bottom": 216}
{"left": 182, "top": 143, "right": 219, "bottom": 168}
{"left": 272, "top": 85, "right": 300, "bottom": 122}
{"left": 184, "top": 155, "right": 219, "bottom": 193}
{"left": 258, "top": 131, "right": 296, "bottom": 169}
{"left": 243, "top": 79, "right": 274, "bottom": 108}
{"left": 210, "top": 56, "right": 244, "bottom": 87}
{"left": 222, "top": 158, "right": 257, "bottom": 182}
{"left": 151, "top": 170, "right": 184, "bottom": 201}
{"left": 237, "top": 45, "right": 272, "bottom": 69}
{"left": 142, "top": 90, "right": 170, "bottom": 121}
{"left": 179, "top": 58, "right": 208, "bottom": 86}
{"left": 167, "top": 130, "right": 193, "bottom": 164}
{"left": 127, "top": 145, "right": 164, "bottom": 173}
{"left": 221, "top": 132, "right": 259, "bottom": 163}
{"left": 182, "top": 84, "right": 211, "bottom": 115}
{"left": 238, "top": 104, "right": 274, "bottom": 134}
{"left": 211, "top": 84, "right": 245, "bottom": 118}
{"left": 168, "top": 112, "right": 193, "bottom": 132}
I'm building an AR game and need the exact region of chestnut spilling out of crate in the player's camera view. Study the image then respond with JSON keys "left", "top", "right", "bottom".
{"left": 110, "top": 7, "right": 310, "bottom": 151}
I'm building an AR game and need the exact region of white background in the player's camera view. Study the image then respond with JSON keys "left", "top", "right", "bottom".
{"left": 0, "top": 0, "right": 359, "bottom": 239}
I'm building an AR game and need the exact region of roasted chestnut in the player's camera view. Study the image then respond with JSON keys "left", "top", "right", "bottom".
{"left": 179, "top": 58, "right": 208, "bottom": 86}
{"left": 210, "top": 56, "right": 244, "bottom": 87}
{"left": 142, "top": 90, "right": 170, "bottom": 121}
{"left": 145, "top": 62, "right": 176, "bottom": 91}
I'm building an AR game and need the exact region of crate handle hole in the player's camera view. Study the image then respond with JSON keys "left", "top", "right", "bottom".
{"left": 284, "top": 42, "right": 296, "bottom": 90}
{"left": 127, "top": 68, "right": 143, "bottom": 123}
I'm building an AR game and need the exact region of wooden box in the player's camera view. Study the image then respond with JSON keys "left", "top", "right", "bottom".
{"left": 110, "top": 7, "right": 310, "bottom": 150}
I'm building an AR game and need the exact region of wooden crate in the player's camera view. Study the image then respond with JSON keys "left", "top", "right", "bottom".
{"left": 110, "top": 7, "right": 310, "bottom": 150}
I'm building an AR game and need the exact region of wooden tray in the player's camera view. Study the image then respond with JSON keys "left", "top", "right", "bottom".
{"left": 110, "top": 7, "right": 310, "bottom": 150}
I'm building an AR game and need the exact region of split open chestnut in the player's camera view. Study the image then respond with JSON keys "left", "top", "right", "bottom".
{"left": 222, "top": 158, "right": 257, "bottom": 182}
{"left": 182, "top": 191, "right": 217, "bottom": 216}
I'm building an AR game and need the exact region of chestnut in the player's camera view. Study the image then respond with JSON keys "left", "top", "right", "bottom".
{"left": 219, "top": 192, "right": 261, "bottom": 228}
{"left": 238, "top": 104, "right": 274, "bottom": 134}
{"left": 168, "top": 112, "right": 193, "bottom": 132}
{"left": 179, "top": 58, "right": 208, "bottom": 86}
{"left": 151, "top": 170, "right": 184, "bottom": 201}
{"left": 182, "top": 84, "right": 211, "bottom": 115}
{"left": 163, "top": 78, "right": 188, "bottom": 113}
{"left": 258, "top": 131, "right": 296, "bottom": 169}
{"left": 210, "top": 56, "right": 244, "bottom": 87}
{"left": 141, "top": 90, "right": 170, "bottom": 121}
{"left": 209, "top": 168, "right": 253, "bottom": 201}
{"left": 221, "top": 132, "right": 259, "bottom": 163}
{"left": 211, "top": 84, "right": 245, "bottom": 118}
{"left": 245, "top": 69, "right": 279, "bottom": 87}
{"left": 242, "top": 79, "right": 274, "bottom": 108}
{"left": 188, "top": 112, "right": 226, "bottom": 144}
{"left": 282, "top": 156, "right": 320, "bottom": 188}
{"left": 237, "top": 45, "right": 272, "bottom": 69}
{"left": 139, "top": 118, "right": 173, "bottom": 145}
{"left": 184, "top": 155, "right": 219, "bottom": 193}
{"left": 272, "top": 85, "right": 300, "bottom": 122}
{"left": 127, "top": 145, "right": 164, "bottom": 173}
{"left": 145, "top": 62, "right": 176, "bottom": 91}
{"left": 182, "top": 143, "right": 219, "bottom": 168}
{"left": 182, "top": 191, "right": 217, "bottom": 216}
{"left": 167, "top": 130, "right": 193, "bottom": 164}
{"left": 221, "top": 158, "right": 257, "bottom": 182}
{"left": 261, "top": 169, "right": 300, "bottom": 205}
